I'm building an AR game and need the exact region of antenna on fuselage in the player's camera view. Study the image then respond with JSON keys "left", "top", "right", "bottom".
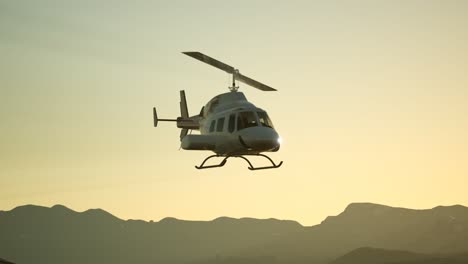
{"left": 182, "top": 52, "right": 277, "bottom": 92}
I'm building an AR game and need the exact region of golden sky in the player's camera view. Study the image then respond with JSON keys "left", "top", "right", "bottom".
{"left": 1, "top": 0, "right": 467, "bottom": 225}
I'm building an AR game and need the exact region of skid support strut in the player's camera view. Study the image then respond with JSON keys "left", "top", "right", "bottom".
{"left": 195, "top": 154, "right": 283, "bottom": 170}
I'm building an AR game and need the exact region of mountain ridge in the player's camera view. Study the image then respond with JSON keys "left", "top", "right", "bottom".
{"left": 330, "top": 247, "right": 468, "bottom": 264}
{"left": 1, "top": 202, "right": 468, "bottom": 264}
{"left": 1, "top": 204, "right": 305, "bottom": 225}
{"left": 3, "top": 202, "right": 466, "bottom": 225}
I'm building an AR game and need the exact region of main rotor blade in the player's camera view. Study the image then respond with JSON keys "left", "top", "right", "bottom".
{"left": 182, "top": 51, "right": 277, "bottom": 91}
{"left": 182, "top": 52, "right": 235, "bottom": 74}
{"left": 236, "top": 73, "right": 277, "bottom": 91}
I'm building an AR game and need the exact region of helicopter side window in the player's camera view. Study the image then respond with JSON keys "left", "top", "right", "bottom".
{"left": 228, "top": 114, "right": 236, "bottom": 133}
{"left": 216, "top": 117, "right": 225, "bottom": 132}
{"left": 237, "top": 111, "right": 258, "bottom": 131}
{"left": 257, "top": 111, "right": 274, "bottom": 128}
{"left": 209, "top": 120, "right": 216, "bottom": 133}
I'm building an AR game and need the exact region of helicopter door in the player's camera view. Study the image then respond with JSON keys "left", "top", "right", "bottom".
{"left": 228, "top": 114, "right": 236, "bottom": 133}
{"left": 216, "top": 117, "right": 225, "bottom": 132}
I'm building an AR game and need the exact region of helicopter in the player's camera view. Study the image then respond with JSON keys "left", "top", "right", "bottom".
{"left": 153, "top": 52, "right": 282, "bottom": 170}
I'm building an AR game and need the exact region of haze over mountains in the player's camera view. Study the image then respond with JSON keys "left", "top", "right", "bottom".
{"left": 1, "top": 203, "right": 467, "bottom": 264}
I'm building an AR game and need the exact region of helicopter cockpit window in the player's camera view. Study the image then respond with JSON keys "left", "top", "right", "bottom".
{"left": 237, "top": 111, "right": 258, "bottom": 130}
{"left": 209, "top": 120, "right": 216, "bottom": 133}
{"left": 216, "top": 117, "right": 225, "bottom": 132}
{"left": 257, "top": 111, "right": 274, "bottom": 128}
{"left": 228, "top": 114, "right": 236, "bottom": 133}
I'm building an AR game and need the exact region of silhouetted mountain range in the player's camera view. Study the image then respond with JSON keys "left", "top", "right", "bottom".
{"left": 240, "top": 203, "right": 468, "bottom": 263}
{"left": 330, "top": 247, "right": 468, "bottom": 264}
{"left": 1, "top": 203, "right": 467, "bottom": 264}
{"left": 0, "top": 257, "right": 15, "bottom": 264}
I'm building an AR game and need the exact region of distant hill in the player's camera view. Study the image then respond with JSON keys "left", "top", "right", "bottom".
{"left": 330, "top": 247, "right": 468, "bottom": 264}
{"left": 0, "top": 204, "right": 301, "bottom": 264}
{"left": 1, "top": 203, "right": 468, "bottom": 264}
{"left": 330, "top": 247, "right": 428, "bottom": 264}
{"left": 240, "top": 203, "right": 468, "bottom": 263}
{"left": 0, "top": 257, "right": 15, "bottom": 264}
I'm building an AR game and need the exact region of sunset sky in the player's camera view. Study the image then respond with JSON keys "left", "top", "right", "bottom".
{"left": 1, "top": 0, "right": 467, "bottom": 225}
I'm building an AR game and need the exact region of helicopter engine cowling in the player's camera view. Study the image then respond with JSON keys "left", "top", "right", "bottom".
{"left": 181, "top": 135, "right": 219, "bottom": 151}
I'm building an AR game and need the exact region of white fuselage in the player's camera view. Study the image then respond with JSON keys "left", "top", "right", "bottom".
{"left": 181, "top": 92, "right": 280, "bottom": 155}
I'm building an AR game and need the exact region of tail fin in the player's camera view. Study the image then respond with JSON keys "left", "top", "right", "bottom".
{"left": 180, "top": 90, "right": 189, "bottom": 118}
{"left": 180, "top": 90, "right": 189, "bottom": 140}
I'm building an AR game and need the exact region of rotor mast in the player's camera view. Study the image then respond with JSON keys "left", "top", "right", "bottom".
{"left": 230, "top": 69, "right": 239, "bottom": 92}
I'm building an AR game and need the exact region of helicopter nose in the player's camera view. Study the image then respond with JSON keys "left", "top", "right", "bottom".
{"left": 238, "top": 127, "right": 280, "bottom": 152}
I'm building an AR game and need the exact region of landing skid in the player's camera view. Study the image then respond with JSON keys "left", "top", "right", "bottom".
{"left": 195, "top": 154, "right": 283, "bottom": 170}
